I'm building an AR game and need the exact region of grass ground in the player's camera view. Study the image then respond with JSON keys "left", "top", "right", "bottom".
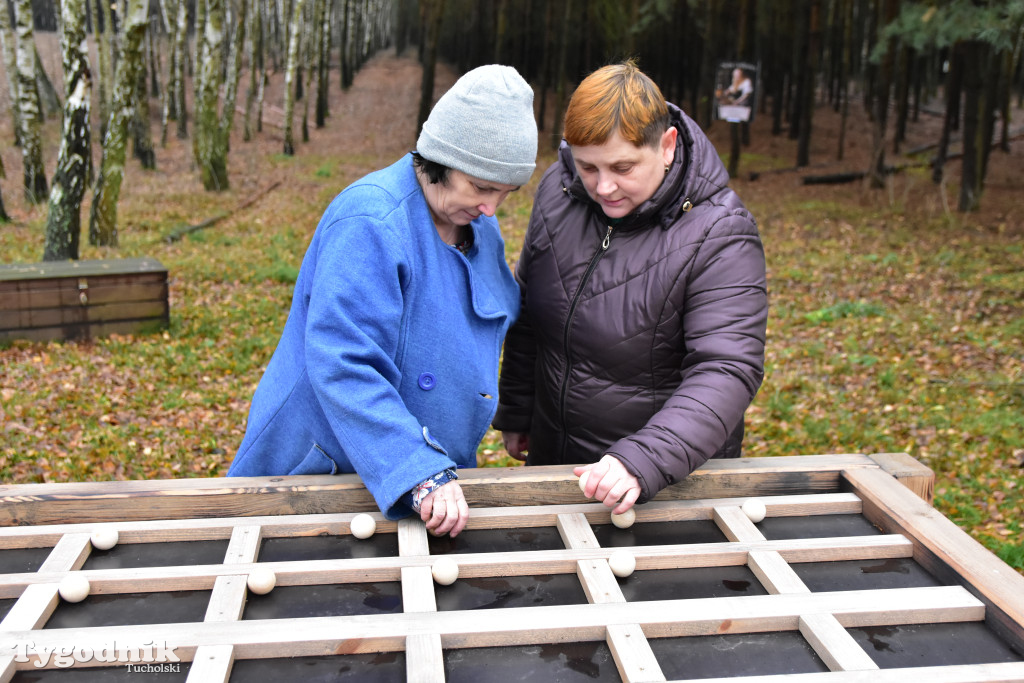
{"left": 1, "top": 47, "right": 1021, "bottom": 571}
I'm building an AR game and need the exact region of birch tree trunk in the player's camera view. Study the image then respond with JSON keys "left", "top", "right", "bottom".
{"left": 14, "top": 0, "right": 47, "bottom": 203}
{"left": 0, "top": 1, "right": 23, "bottom": 146}
{"left": 173, "top": 0, "right": 189, "bottom": 139}
{"left": 88, "top": 0, "right": 149, "bottom": 247}
{"left": 194, "top": 0, "right": 227, "bottom": 189}
{"left": 216, "top": 0, "right": 247, "bottom": 161}
{"left": 282, "top": 0, "right": 306, "bottom": 156}
{"left": 243, "top": 0, "right": 262, "bottom": 141}
{"left": 44, "top": 0, "right": 92, "bottom": 261}
{"left": 96, "top": 0, "right": 115, "bottom": 138}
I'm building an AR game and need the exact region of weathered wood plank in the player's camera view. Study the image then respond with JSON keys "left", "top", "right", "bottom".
{"left": 844, "top": 466, "right": 1024, "bottom": 653}
{"left": 0, "top": 456, "right": 880, "bottom": 526}
{"left": 0, "top": 258, "right": 166, "bottom": 282}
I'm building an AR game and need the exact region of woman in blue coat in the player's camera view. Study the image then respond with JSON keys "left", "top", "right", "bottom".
{"left": 229, "top": 65, "right": 538, "bottom": 537}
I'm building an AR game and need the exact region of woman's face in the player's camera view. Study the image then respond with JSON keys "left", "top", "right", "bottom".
{"left": 570, "top": 127, "right": 677, "bottom": 219}
{"left": 424, "top": 169, "right": 519, "bottom": 231}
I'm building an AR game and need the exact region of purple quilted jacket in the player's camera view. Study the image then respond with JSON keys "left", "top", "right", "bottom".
{"left": 494, "top": 103, "right": 768, "bottom": 503}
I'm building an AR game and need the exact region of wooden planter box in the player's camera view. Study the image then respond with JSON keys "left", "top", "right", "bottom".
{"left": 0, "top": 454, "right": 1020, "bottom": 680}
{"left": 0, "top": 258, "right": 169, "bottom": 343}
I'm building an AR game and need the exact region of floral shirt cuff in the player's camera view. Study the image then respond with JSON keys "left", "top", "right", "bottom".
{"left": 402, "top": 468, "right": 459, "bottom": 513}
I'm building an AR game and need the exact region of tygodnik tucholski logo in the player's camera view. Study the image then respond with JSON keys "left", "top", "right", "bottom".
{"left": 10, "top": 640, "right": 181, "bottom": 669}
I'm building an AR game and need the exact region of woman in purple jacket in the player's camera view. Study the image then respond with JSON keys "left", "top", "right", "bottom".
{"left": 494, "top": 61, "right": 768, "bottom": 514}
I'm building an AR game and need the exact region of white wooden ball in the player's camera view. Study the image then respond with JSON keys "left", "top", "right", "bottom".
{"left": 578, "top": 470, "right": 590, "bottom": 494}
{"left": 350, "top": 513, "right": 377, "bottom": 540}
{"left": 610, "top": 508, "right": 636, "bottom": 529}
{"left": 741, "top": 499, "right": 767, "bottom": 524}
{"left": 608, "top": 550, "right": 636, "bottom": 578}
{"left": 431, "top": 557, "right": 459, "bottom": 586}
{"left": 246, "top": 568, "right": 277, "bottom": 595}
{"left": 58, "top": 574, "right": 91, "bottom": 603}
{"left": 90, "top": 529, "right": 119, "bottom": 551}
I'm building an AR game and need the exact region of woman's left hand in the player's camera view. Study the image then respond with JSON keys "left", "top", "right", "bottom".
{"left": 574, "top": 454, "right": 641, "bottom": 514}
{"left": 420, "top": 481, "right": 470, "bottom": 537}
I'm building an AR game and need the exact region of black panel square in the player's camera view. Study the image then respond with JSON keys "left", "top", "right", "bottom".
{"left": 847, "top": 622, "right": 1024, "bottom": 668}
{"left": 0, "top": 547, "right": 53, "bottom": 574}
{"left": 82, "top": 541, "right": 228, "bottom": 570}
{"left": 243, "top": 582, "right": 403, "bottom": 620}
{"left": 229, "top": 653, "right": 405, "bottom": 682}
{"left": 435, "top": 573, "right": 587, "bottom": 611}
{"left": 618, "top": 564, "right": 768, "bottom": 601}
{"left": 651, "top": 631, "right": 830, "bottom": 679}
{"left": 45, "top": 591, "right": 212, "bottom": 628}
{"left": 443, "top": 642, "right": 622, "bottom": 682}
{"left": 593, "top": 520, "right": 727, "bottom": 547}
{"left": 428, "top": 527, "right": 565, "bottom": 555}
{"left": 757, "top": 514, "right": 882, "bottom": 540}
{"left": 258, "top": 534, "right": 397, "bottom": 562}
{"left": 792, "top": 557, "right": 945, "bottom": 592}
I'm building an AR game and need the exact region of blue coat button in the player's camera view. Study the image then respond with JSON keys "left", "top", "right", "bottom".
{"left": 418, "top": 372, "right": 436, "bottom": 390}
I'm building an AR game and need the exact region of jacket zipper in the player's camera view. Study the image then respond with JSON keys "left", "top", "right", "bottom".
{"left": 558, "top": 224, "right": 614, "bottom": 460}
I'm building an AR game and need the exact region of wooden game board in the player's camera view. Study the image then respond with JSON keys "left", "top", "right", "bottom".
{"left": 0, "top": 453, "right": 1021, "bottom": 681}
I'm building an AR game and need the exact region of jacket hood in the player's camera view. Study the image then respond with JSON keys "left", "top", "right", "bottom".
{"left": 557, "top": 103, "right": 731, "bottom": 232}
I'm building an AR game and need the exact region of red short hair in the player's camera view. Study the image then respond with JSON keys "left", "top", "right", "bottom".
{"left": 564, "top": 61, "right": 670, "bottom": 148}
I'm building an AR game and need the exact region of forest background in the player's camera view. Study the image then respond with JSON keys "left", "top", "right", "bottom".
{"left": 0, "top": 0, "right": 1022, "bottom": 572}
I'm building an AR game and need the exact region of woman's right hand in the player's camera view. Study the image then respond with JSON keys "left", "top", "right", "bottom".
{"left": 501, "top": 431, "right": 530, "bottom": 461}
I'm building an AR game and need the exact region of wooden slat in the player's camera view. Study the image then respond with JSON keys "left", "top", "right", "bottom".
{"left": 0, "top": 299, "right": 168, "bottom": 330}
{"left": 845, "top": 466, "right": 1024, "bottom": 651}
{"left": 747, "top": 550, "right": 811, "bottom": 595}
{"left": 0, "top": 456, "right": 881, "bottom": 526}
{"left": 37, "top": 533, "right": 91, "bottom": 573}
{"left": 401, "top": 566, "right": 436, "bottom": 613}
{"left": 0, "top": 494, "right": 862, "bottom": 548}
{"left": 185, "top": 644, "right": 234, "bottom": 682}
{"left": 223, "top": 526, "right": 261, "bottom": 564}
{"left": 576, "top": 559, "right": 625, "bottom": 605}
{"left": 0, "top": 534, "right": 915, "bottom": 599}
{"left": 0, "top": 258, "right": 166, "bottom": 282}
{"left": 607, "top": 623, "right": 666, "bottom": 682}
{"left": 556, "top": 512, "right": 600, "bottom": 550}
{"left": 0, "top": 317, "right": 168, "bottom": 343}
{"left": 405, "top": 633, "right": 444, "bottom": 683}
{"left": 799, "top": 612, "right": 879, "bottom": 671}
{"left": 0, "top": 586, "right": 984, "bottom": 664}
{"left": 682, "top": 662, "right": 1024, "bottom": 682}
{"left": 203, "top": 575, "right": 247, "bottom": 623}
{"left": 0, "top": 278, "right": 167, "bottom": 314}
{"left": 398, "top": 517, "right": 429, "bottom": 557}
{"left": 714, "top": 506, "right": 768, "bottom": 543}
{"left": 0, "top": 583, "right": 58, "bottom": 631}
{"left": 0, "top": 656, "right": 15, "bottom": 683}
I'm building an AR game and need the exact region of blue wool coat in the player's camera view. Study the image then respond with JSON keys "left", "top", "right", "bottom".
{"left": 228, "top": 155, "right": 520, "bottom": 519}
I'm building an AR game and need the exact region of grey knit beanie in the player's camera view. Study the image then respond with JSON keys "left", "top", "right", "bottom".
{"left": 417, "top": 65, "right": 537, "bottom": 187}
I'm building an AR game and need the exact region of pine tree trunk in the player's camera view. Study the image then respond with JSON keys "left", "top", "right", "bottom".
{"left": 550, "top": 0, "right": 573, "bottom": 150}
{"left": 416, "top": 0, "right": 444, "bottom": 137}
{"left": 796, "top": 0, "right": 821, "bottom": 167}
{"left": 282, "top": 0, "right": 306, "bottom": 155}
{"left": 315, "top": 0, "right": 330, "bottom": 128}
{"left": 0, "top": 1, "right": 23, "bottom": 146}
{"left": 933, "top": 41, "right": 963, "bottom": 184}
{"left": 958, "top": 39, "right": 989, "bottom": 212}
{"left": 88, "top": 0, "right": 149, "bottom": 247}
{"left": 868, "top": 0, "right": 898, "bottom": 188}
{"left": 44, "top": 0, "right": 91, "bottom": 261}
{"left": 14, "top": 0, "right": 47, "bottom": 203}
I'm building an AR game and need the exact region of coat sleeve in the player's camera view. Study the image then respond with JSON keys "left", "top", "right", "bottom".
{"left": 305, "top": 207, "right": 458, "bottom": 518}
{"left": 607, "top": 212, "right": 768, "bottom": 502}
{"left": 492, "top": 209, "right": 542, "bottom": 433}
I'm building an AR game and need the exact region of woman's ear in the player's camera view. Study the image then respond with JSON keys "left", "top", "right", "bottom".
{"left": 660, "top": 127, "right": 678, "bottom": 167}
